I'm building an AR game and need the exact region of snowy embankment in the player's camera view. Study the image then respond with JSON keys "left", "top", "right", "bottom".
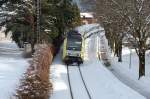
{"left": 50, "top": 24, "right": 145, "bottom": 99}
{"left": 0, "top": 40, "right": 29, "bottom": 99}
{"left": 81, "top": 36, "right": 145, "bottom": 99}
{"left": 50, "top": 52, "right": 71, "bottom": 99}
{"left": 111, "top": 48, "right": 150, "bottom": 98}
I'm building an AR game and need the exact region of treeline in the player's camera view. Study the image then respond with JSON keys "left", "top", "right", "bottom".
{"left": 0, "top": 0, "right": 81, "bottom": 53}
{"left": 96, "top": 0, "right": 150, "bottom": 78}
{"left": 0, "top": 1, "right": 81, "bottom": 98}
{"left": 80, "top": 0, "right": 96, "bottom": 12}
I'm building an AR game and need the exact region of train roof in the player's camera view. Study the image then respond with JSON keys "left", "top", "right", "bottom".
{"left": 67, "top": 30, "right": 82, "bottom": 40}
{"left": 67, "top": 30, "right": 81, "bottom": 36}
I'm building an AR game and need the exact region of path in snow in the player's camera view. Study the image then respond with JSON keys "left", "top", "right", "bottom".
{"left": 0, "top": 40, "right": 29, "bottom": 99}
{"left": 108, "top": 66, "right": 150, "bottom": 99}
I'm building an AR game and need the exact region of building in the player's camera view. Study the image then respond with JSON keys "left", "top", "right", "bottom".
{"left": 80, "top": 12, "right": 97, "bottom": 24}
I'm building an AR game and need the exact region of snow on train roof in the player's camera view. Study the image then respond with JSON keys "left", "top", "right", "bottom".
{"left": 67, "top": 30, "right": 81, "bottom": 36}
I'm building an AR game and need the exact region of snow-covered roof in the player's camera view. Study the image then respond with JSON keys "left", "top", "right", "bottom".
{"left": 80, "top": 12, "right": 94, "bottom": 18}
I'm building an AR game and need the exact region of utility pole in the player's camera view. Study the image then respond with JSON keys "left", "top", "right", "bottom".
{"left": 36, "top": 0, "right": 41, "bottom": 44}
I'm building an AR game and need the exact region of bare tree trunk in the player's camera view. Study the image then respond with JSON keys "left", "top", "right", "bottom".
{"left": 118, "top": 42, "right": 122, "bottom": 62}
{"left": 138, "top": 50, "right": 145, "bottom": 79}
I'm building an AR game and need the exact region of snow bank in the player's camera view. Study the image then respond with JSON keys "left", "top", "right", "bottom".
{"left": 0, "top": 40, "right": 29, "bottom": 99}
{"left": 50, "top": 53, "right": 71, "bottom": 99}
{"left": 76, "top": 23, "right": 100, "bottom": 35}
{"left": 80, "top": 37, "right": 145, "bottom": 99}
{"left": 111, "top": 47, "right": 150, "bottom": 98}
{"left": 81, "top": 60, "right": 146, "bottom": 99}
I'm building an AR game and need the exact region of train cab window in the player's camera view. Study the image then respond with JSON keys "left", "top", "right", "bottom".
{"left": 67, "top": 40, "right": 82, "bottom": 51}
{"left": 66, "top": 31, "right": 82, "bottom": 51}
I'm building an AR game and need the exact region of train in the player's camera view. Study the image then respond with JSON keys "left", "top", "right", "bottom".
{"left": 62, "top": 30, "right": 84, "bottom": 66}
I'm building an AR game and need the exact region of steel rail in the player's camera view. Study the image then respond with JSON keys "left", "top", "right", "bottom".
{"left": 67, "top": 65, "right": 74, "bottom": 99}
{"left": 78, "top": 66, "right": 92, "bottom": 99}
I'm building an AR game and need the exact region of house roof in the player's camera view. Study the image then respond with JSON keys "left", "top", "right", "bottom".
{"left": 80, "top": 12, "right": 94, "bottom": 18}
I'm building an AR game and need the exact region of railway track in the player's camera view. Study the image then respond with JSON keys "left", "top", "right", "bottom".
{"left": 67, "top": 66, "right": 74, "bottom": 99}
{"left": 66, "top": 65, "right": 92, "bottom": 99}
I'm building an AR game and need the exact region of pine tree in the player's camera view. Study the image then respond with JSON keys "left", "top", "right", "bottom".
{"left": 3, "top": 0, "right": 35, "bottom": 49}
{"left": 1, "top": 0, "right": 81, "bottom": 52}
{"left": 44, "top": 0, "right": 81, "bottom": 53}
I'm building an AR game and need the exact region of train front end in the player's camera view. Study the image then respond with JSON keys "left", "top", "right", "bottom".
{"left": 63, "top": 31, "right": 84, "bottom": 65}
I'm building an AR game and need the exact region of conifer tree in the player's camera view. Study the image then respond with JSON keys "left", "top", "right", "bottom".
{"left": 1, "top": 0, "right": 81, "bottom": 52}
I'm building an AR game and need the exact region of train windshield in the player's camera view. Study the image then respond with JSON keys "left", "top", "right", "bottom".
{"left": 67, "top": 38, "right": 82, "bottom": 51}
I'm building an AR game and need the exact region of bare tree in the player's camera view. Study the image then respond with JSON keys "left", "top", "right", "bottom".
{"left": 96, "top": 0, "right": 127, "bottom": 62}
{"left": 96, "top": 0, "right": 150, "bottom": 78}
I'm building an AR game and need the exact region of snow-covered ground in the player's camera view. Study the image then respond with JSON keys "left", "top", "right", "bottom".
{"left": 0, "top": 34, "right": 29, "bottom": 99}
{"left": 50, "top": 24, "right": 146, "bottom": 99}
{"left": 110, "top": 48, "right": 150, "bottom": 98}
